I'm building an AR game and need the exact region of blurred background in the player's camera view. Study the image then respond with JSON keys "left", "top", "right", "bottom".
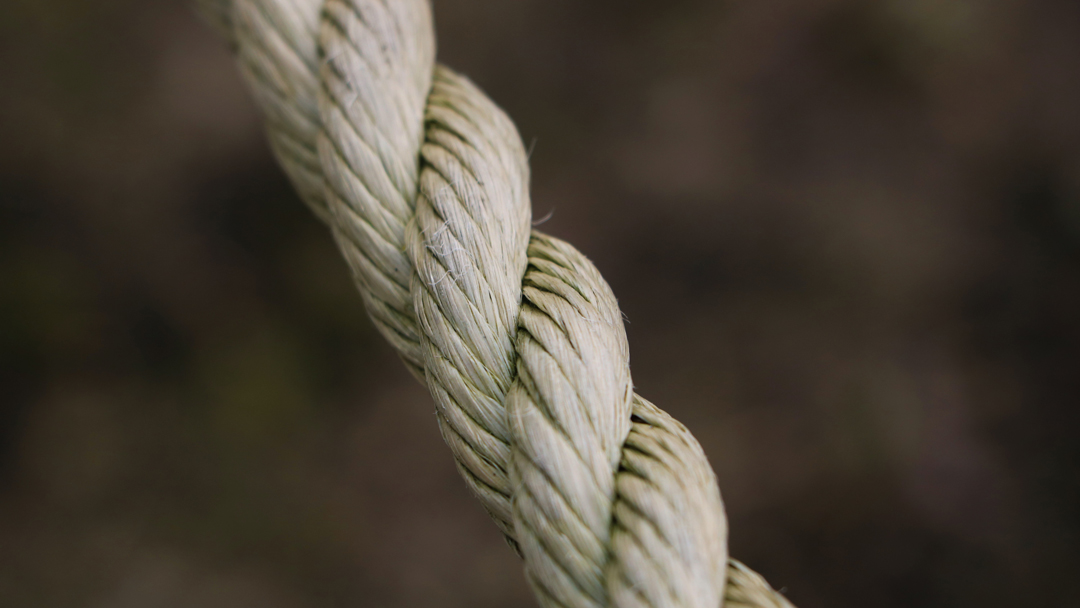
{"left": 2, "top": 0, "right": 1079, "bottom": 606}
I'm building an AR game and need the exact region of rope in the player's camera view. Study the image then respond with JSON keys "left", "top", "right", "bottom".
{"left": 197, "top": 1, "right": 798, "bottom": 606}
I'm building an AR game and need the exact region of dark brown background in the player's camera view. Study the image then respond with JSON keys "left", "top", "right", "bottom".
{"left": 2, "top": 0, "right": 1079, "bottom": 606}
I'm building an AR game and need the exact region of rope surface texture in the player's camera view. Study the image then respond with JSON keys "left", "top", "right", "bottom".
{"left": 199, "top": 1, "right": 797, "bottom": 606}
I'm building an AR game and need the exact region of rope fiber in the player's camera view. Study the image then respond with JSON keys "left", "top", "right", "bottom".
{"left": 197, "top": 1, "right": 797, "bottom": 606}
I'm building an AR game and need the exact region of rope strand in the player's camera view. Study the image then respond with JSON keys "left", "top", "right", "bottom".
{"left": 198, "top": 1, "right": 796, "bottom": 605}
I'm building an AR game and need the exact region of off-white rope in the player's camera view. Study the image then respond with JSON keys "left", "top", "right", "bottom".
{"left": 197, "top": 1, "right": 797, "bottom": 606}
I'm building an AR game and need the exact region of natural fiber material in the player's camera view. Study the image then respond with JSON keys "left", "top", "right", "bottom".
{"left": 199, "top": 1, "right": 796, "bottom": 606}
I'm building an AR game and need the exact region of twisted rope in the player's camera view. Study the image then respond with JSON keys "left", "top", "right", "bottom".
{"left": 198, "top": 1, "right": 797, "bottom": 606}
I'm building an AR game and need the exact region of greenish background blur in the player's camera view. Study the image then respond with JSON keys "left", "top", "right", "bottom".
{"left": 2, "top": 0, "right": 1079, "bottom": 606}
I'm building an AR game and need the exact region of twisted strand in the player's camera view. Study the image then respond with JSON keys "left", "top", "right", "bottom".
{"left": 724, "top": 561, "right": 797, "bottom": 608}
{"left": 409, "top": 65, "right": 532, "bottom": 536}
{"left": 607, "top": 396, "right": 728, "bottom": 608}
{"left": 508, "top": 231, "right": 634, "bottom": 607}
{"left": 317, "top": 0, "right": 435, "bottom": 374}
{"left": 197, "top": 0, "right": 797, "bottom": 605}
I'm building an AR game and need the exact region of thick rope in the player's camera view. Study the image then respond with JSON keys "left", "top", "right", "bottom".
{"left": 199, "top": 1, "right": 797, "bottom": 606}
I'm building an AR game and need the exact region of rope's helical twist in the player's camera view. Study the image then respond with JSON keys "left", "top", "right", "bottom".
{"left": 200, "top": 0, "right": 797, "bottom": 606}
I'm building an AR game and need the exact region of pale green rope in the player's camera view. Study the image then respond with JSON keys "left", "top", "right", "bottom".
{"left": 198, "top": 1, "right": 797, "bottom": 606}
